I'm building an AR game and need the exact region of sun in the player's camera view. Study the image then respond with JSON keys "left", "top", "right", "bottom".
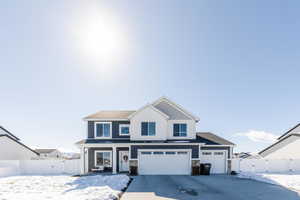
{"left": 73, "top": 9, "right": 129, "bottom": 66}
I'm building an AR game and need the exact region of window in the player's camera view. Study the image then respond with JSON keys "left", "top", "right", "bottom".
{"left": 177, "top": 151, "right": 188, "bottom": 155}
{"left": 95, "top": 122, "right": 111, "bottom": 138}
{"left": 153, "top": 151, "right": 164, "bottom": 155}
{"left": 214, "top": 152, "right": 224, "bottom": 155}
{"left": 141, "top": 122, "right": 156, "bottom": 136}
{"left": 119, "top": 124, "right": 130, "bottom": 135}
{"left": 166, "top": 151, "right": 176, "bottom": 155}
{"left": 141, "top": 152, "right": 152, "bottom": 155}
{"left": 202, "top": 152, "right": 211, "bottom": 155}
{"left": 95, "top": 151, "right": 112, "bottom": 167}
{"left": 173, "top": 123, "right": 187, "bottom": 137}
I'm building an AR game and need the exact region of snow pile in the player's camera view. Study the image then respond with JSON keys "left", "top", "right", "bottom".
{"left": 238, "top": 172, "right": 300, "bottom": 191}
{"left": 0, "top": 174, "right": 130, "bottom": 200}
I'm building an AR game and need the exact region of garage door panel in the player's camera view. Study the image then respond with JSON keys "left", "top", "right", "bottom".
{"left": 201, "top": 150, "right": 226, "bottom": 174}
{"left": 139, "top": 151, "right": 190, "bottom": 175}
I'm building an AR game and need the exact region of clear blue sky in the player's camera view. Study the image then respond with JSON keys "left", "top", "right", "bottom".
{"left": 1, "top": 0, "right": 299, "bottom": 153}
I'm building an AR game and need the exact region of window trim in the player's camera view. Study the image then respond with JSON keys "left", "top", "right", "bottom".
{"left": 173, "top": 123, "right": 187, "bottom": 137}
{"left": 119, "top": 124, "right": 130, "bottom": 136}
{"left": 94, "top": 150, "right": 112, "bottom": 167}
{"left": 94, "top": 122, "right": 112, "bottom": 139}
{"left": 141, "top": 121, "right": 156, "bottom": 136}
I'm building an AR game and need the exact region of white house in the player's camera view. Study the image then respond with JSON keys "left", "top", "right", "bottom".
{"left": 259, "top": 123, "right": 300, "bottom": 159}
{"left": 0, "top": 126, "right": 39, "bottom": 160}
{"left": 76, "top": 97, "right": 234, "bottom": 175}
{"left": 34, "top": 149, "right": 64, "bottom": 160}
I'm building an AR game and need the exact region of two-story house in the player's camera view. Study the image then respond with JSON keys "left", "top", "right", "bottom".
{"left": 76, "top": 97, "right": 234, "bottom": 175}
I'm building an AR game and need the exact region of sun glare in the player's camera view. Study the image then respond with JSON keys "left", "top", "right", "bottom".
{"left": 73, "top": 9, "right": 129, "bottom": 68}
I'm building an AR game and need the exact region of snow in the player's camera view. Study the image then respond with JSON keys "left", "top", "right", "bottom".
{"left": 238, "top": 172, "right": 300, "bottom": 191}
{"left": 0, "top": 174, "right": 130, "bottom": 200}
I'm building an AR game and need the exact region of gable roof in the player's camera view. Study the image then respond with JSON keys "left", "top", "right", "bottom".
{"left": 35, "top": 149, "right": 59, "bottom": 154}
{"left": 84, "top": 110, "right": 135, "bottom": 120}
{"left": 0, "top": 126, "right": 20, "bottom": 141}
{"left": 259, "top": 134, "right": 300, "bottom": 157}
{"left": 196, "top": 132, "right": 234, "bottom": 145}
{"left": 0, "top": 135, "right": 39, "bottom": 156}
{"left": 278, "top": 123, "right": 300, "bottom": 140}
{"left": 152, "top": 97, "right": 200, "bottom": 122}
{"left": 128, "top": 104, "right": 170, "bottom": 119}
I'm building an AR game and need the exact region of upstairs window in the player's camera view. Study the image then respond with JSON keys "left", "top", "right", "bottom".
{"left": 141, "top": 122, "right": 156, "bottom": 136}
{"left": 95, "top": 122, "right": 111, "bottom": 138}
{"left": 173, "top": 123, "right": 187, "bottom": 137}
{"left": 119, "top": 124, "right": 130, "bottom": 136}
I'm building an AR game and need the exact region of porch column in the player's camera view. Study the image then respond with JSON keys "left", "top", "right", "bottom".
{"left": 112, "top": 147, "right": 117, "bottom": 174}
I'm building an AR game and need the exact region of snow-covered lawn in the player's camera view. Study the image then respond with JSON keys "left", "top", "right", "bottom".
{"left": 238, "top": 172, "right": 300, "bottom": 191}
{"left": 0, "top": 174, "right": 130, "bottom": 200}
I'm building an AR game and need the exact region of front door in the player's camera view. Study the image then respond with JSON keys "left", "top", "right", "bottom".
{"left": 119, "top": 151, "right": 129, "bottom": 172}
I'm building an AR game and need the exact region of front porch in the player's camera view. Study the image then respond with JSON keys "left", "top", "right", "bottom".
{"left": 80, "top": 146, "right": 130, "bottom": 174}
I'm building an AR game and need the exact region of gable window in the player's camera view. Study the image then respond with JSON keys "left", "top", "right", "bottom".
{"left": 119, "top": 124, "right": 130, "bottom": 136}
{"left": 173, "top": 123, "right": 187, "bottom": 137}
{"left": 95, "top": 122, "right": 111, "bottom": 138}
{"left": 141, "top": 122, "right": 156, "bottom": 136}
{"left": 95, "top": 151, "right": 112, "bottom": 167}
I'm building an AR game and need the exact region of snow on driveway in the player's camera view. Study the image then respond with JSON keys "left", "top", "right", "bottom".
{"left": 238, "top": 172, "right": 300, "bottom": 191}
{"left": 0, "top": 174, "right": 130, "bottom": 200}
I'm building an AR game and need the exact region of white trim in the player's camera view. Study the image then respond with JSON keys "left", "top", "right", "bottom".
{"left": 119, "top": 124, "right": 130, "bottom": 136}
{"left": 84, "top": 118, "right": 129, "bottom": 121}
{"left": 128, "top": 104, "right": 170, "bottom": 119}
{"left": 94, "top": 150, "right": 113, "bottom": 167}
{"left": 94, "top": 122, "right": 112, "bottom": 139}
{"left": 80, "top": 142, "right": 205, "bottom": 148}
{"left": 152, "top": 96, "right": 200, "bottom": 122}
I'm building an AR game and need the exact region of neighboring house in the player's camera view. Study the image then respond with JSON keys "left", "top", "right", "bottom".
{"left": 0, "top": 126, "right": 39, "bottom": 160}
{"left": 35, "top": 149, "right": 63, "bottom": 159}
{"left": 259, "top": 123, "right": 300, "bottom": 159}
{"left": 76, "top": 97, "right": 234, "bottom": 175}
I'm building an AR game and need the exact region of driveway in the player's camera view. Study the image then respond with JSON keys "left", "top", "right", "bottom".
{"left": 121, "top": 175, "right": 300, "bottom": 200}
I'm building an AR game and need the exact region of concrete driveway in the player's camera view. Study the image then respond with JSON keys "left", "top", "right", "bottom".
{"left": 121, "top": 175, "right": 300, "bottom": 200}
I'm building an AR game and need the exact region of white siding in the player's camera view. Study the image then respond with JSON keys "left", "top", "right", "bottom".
{"left": 167, "top": 120, "right": 196, "bottom": 140}
{"left": 265, "top": 137, "right": 300, "bottom": 159}
{"left": 0, "top": 137, "right": 38, "bottom": 160}
{"left": 130, "top": 106, "right": 168, "bottom": 140}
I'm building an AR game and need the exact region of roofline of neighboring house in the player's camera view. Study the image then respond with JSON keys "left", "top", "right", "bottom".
{"left": 278, "top": 123, "right": 300, "bottom": 140}
{"left": 0, "top": 126, "right": 20, "bottom": 140}
{"left": 259, "top": 133, "right": 300, "bottom": 156}
{"left": 0, "top": 135, "right": 39, "bottom": 156}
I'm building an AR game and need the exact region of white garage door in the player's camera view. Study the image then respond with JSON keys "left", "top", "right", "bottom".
{"left": 201, "top": 150, "right": 226, "bottom": 174}
{"left": 139, "top": 150, "right": 190, "bottom": 175}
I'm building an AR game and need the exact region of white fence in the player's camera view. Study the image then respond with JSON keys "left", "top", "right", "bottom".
{"left": 232, "top": 158, "right": 300, "bottom": 173}
{"left": 0, "top": 159, "right": 80, "bottom": 177}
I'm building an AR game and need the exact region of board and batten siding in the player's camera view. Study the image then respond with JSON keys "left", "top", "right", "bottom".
{"left": 130, "top": 145, "right": 199, "bottom": 159}
{"left": 87, "top": 121, "right": 130, "bottom": 139}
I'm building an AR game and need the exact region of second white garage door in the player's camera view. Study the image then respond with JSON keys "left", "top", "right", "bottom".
{"left": 201, "top": 150, "right": 227, "bottom": 174}
{"left": 138, "top": 150, "right": 191, "bottom": 175}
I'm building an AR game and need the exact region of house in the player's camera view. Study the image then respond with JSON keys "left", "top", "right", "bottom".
{"left": 76, "top": 97, "right": 234, "bottom": 175}
{"left": 0, "top": 126, "right": 39, "bottom": 160}
{"left": 35, "top": 149, "right": 63, "bottom": 159}
{"left": 259, "top": 123, "right": 300, "bottom": 159}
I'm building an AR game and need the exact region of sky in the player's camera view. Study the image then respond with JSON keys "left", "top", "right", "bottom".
{"left": 0, "top": 0, "right": 299, "bottom": 153}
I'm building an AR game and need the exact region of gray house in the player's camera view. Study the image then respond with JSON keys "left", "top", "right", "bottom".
{"left": 76, "top": 97, "right": 234, "bottom": 175}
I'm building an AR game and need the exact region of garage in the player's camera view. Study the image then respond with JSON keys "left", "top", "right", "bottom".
{"left": 201, "top": 150, "right": 227, "bottom": 174}
{"left": 138, "top": 150, "right": 191, "bottom": 175}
